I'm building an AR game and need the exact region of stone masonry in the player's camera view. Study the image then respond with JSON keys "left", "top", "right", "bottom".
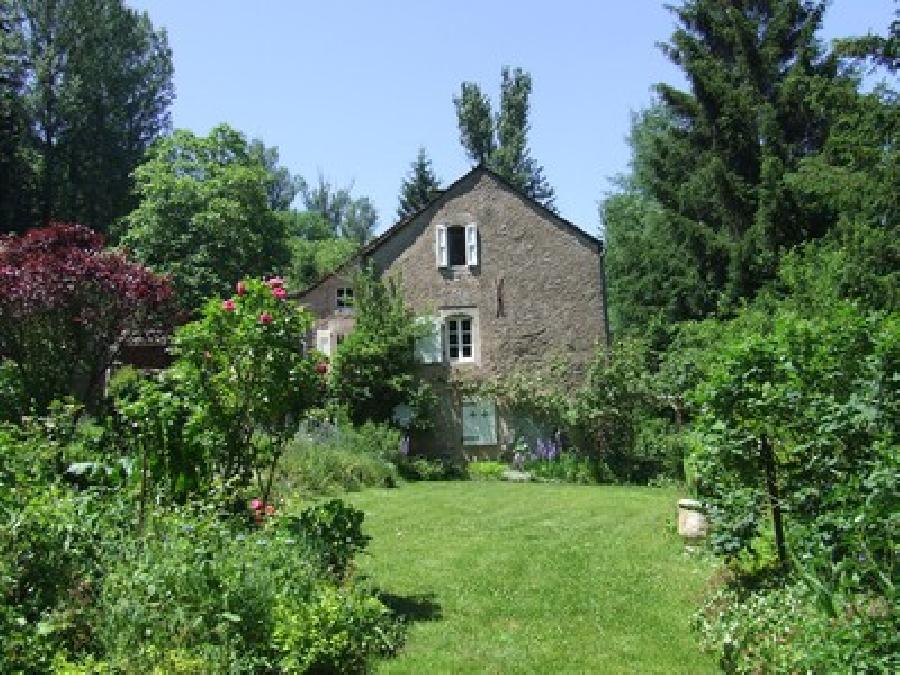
{"left": 297, "top": 166, "right": 608, "bottom": 458}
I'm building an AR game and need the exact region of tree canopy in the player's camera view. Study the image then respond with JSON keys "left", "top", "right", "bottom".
{"left": 454, "top": 66, "right": 556, "bottom": 209}
{"left": 121, "top": 124, "right": 289, "bottom": 312}
{"left": 1, "top": 0, "right": 173, "bottom": 235}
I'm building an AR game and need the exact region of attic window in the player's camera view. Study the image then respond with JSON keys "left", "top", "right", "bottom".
{"left": 436, "top": 222, "right": 479, "bottom": 267}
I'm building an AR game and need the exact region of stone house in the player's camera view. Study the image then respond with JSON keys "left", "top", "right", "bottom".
{"left": 296, "top": 165, "right": 608, "bottom": 458}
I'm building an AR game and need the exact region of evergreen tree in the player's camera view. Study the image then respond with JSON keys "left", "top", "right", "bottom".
{"left": 652, "top": 0, "right": 853, "bottom": 301}
{"left": 397, "top": 147, "right": 441, "bottom": 219}
{"left": 604, "top": 0, "right": 866, "bottom": 338}
{"left": 454, "top": 66, "right": 556, "bottom": 209}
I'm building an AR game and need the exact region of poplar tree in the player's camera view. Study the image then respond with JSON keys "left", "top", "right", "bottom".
{"left": 454, "top": 66, "right": 556, "bottom": 209}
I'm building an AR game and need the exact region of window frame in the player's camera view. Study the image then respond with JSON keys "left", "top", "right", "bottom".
{"left": 445, "top": 314, "right": 475, "bottom": 363}
{"left": 336, "top": 287, "right": 354, "bottom": 311}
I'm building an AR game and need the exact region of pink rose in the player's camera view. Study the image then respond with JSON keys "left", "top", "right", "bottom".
{"left": 251, "top": 499, "right": 262, "bottom": 511}
{"left": 236, "top": 281, "right": 247, "bottom": 296}
{"left": 267, "top": 276, "right": 284, "bottom": 288}
{"left": 222, "top": 298, "right": 236, "bottom": 311}
{"left": 272, "top": 286, "right": 287, "bottom": 300}
{"left": 258, "top": 312, "right": 273, "bottom": 325}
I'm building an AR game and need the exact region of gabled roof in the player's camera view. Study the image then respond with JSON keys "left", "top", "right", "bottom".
{"left": 291, "top": 164, "right": 603, "bottom": 298}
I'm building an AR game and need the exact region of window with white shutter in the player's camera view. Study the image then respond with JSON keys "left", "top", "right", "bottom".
{"left": 465, "top": 222, "right": 478, "bottom": 266}
{"left": 435, "top": 224, "right": 448, "bottom": 267}
{"left": 414, "top": 316, "right": 443, "bottom": 364}
{"left": 462, "top": 399, "right": 498, "bottom": 446}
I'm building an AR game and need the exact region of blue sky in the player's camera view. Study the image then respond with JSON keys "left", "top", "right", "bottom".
{"left": 130, "top": 0, "right": 896, "bottom": 236}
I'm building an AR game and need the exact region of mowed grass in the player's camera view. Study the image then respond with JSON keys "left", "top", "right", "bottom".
{"left": 347, "top": 482, "right": 718, "bottom": 674}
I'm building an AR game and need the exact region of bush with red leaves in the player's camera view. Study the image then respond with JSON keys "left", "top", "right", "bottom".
{"left": 0, "top": 223, "right": 174, "bottom": 413}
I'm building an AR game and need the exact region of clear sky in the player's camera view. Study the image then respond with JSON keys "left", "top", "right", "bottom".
{"left": 129, "top": 0, "right": 896, "bottom": 237}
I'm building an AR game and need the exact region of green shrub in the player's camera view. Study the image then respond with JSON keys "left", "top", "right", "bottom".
{"left": 286, "top": 499, "right": 371, "bottom": 580}
{"left": 0, "top": 359, "right": 24, "bottom": 422}
{"left": 526, "top": 452, "right": 609, "bottom": 484}
{"left": 273, "top": 585, "right": 402, "bottom": 674}
{"left": 467, "top": 460, "right": 506, "bottom": 481}
{"left": 94, "top": 502, "right": 397, "bottom": 673}
{"left": 398, "top": 456, "right": 468, "bottom": 481}
{"left": 696, "top": 580, "right": 897, "bottom": 673}
{"left": 279, "top": 424, "right": 400, "bottom": 494}
{"left": 328, "top": 273, "right": 434, "bottom": 429}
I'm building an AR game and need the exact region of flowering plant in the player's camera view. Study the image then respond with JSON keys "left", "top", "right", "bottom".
{"left": 172, "top": 278, "right": 319, "bottom": 502}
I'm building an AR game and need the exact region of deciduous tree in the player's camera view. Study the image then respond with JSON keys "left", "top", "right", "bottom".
{"left": 454, "top": 66, "right": 555, "bottom": 209}
{"left": 0, "top": 223, "right": 174, "bottom": 412}
{"left": 121, "top": 124, "right": 290, "bottom": 312}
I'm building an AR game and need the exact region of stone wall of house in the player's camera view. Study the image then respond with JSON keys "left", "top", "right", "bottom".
{"left": 295, "top": 270, "right": 358, "bottom": 352}
{"left": 369, "top": 171, "right": 606, "bottom": 457}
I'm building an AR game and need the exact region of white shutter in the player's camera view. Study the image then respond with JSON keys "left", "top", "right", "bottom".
{"left": 414, "top": 316, "right": 443, "bottom": 364}
{"left": 316, "top": 329, "right": 332, "bottom": 356}
{"left": 462, "top": 399, "right": 497, "bottom": 445}
{"left": 436, "top": 224, "right": 448, "bottom": 267}
{"left": 466, "top": 222, "right": 479, "bottom": 266}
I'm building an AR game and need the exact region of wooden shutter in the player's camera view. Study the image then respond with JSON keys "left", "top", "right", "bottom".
{"left": 436, "top": 224, "right": 448, "bottom": 267}
{"left": 414, "top": 316, "right": 443, "bottom": 364}
{"left": 466, "top": 222, "right": 478, "bottom": 266}
{"left": 316, "top": 329, "right": 332, "bottom": 356}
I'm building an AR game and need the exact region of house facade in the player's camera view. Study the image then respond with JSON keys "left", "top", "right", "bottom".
{"left": 297, "top": 166, "right": 608, "bottom": 458}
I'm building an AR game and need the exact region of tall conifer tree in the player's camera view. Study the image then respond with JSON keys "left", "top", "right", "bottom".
{"left": 397, "top": 147, "right": 441, "bottom": 219}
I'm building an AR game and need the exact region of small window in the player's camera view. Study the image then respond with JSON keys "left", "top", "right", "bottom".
{"left": 446, "top": 316, "right": 473, "bottom": 362}
{"left": 336, "top": 287, "right": 353, "bottom": 310}
{"left": 447, "top": 226, "right": 466, "bottom": 266}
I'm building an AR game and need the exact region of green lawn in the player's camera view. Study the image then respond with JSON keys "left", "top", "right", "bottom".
{"left": 347, "top": 481, "right": 718, "bottom": 674}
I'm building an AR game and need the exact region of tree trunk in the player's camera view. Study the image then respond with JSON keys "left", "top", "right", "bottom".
{"left": 760, "top": 433, "right": 787, "bottom": 567}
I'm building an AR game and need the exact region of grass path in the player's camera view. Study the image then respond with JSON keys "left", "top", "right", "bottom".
{"left": 347, "top": 482, "right": 718, "bottom": 674}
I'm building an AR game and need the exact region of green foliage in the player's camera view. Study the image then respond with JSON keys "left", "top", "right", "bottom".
{"left": 93, "top": 503, "right": 397, "bottom": 673}
{"left": 397, "top": 147, "right": 442, "bottom": 219}
{"left": 286, "top": 231, "right": 358, "bottom": 289}
{"left": 297, "top": 173, "right": 378, "bottom": 246}
{"left": 454, "top": 66, "right": 556, "bottom": 208}
{"left": 329, "top": 273, "right": 434, "bottom": 429}
{"left": 467, "top": 460, "right": 506, "bottom": 481}
{"left": 696, "top": 580, "right": 898, "bottom": 674}
{"left": 278, "top": 423, "right": 401, "bottom": 494}
{"left": 286, "top": 499, "right": 371, "bottom": 580}
{"left": 121, "top": 125, "right": 290, "bottom": 311}
{"left": 1, "top": 0, "right": 173, "bottom": 235}
{"left": 272, "top": 584, "right": 401, "bottom": 674}
{"left": 0, "top": 405, "right": 135, "bottom": 672}
{"left": 693, "top": 304, "right": 897, "bottom": 564}
{"left": 0, "top": 359, "right": 24, "bottom": 422}
{"left": 526, "top": 452, "right": 607, "bottom": 485}
{"left": 115, "top": 278, "right": 319, "bottom": 502}
{"left": 484, "top": 341, "right": 686, "bottom": 484}
{"left": 397, "top": 456, "right": 468, "bottom": 481}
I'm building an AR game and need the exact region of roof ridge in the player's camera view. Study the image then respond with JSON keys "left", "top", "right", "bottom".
{"left": 290, "top": 164, "right": 601, "bottom": 298}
